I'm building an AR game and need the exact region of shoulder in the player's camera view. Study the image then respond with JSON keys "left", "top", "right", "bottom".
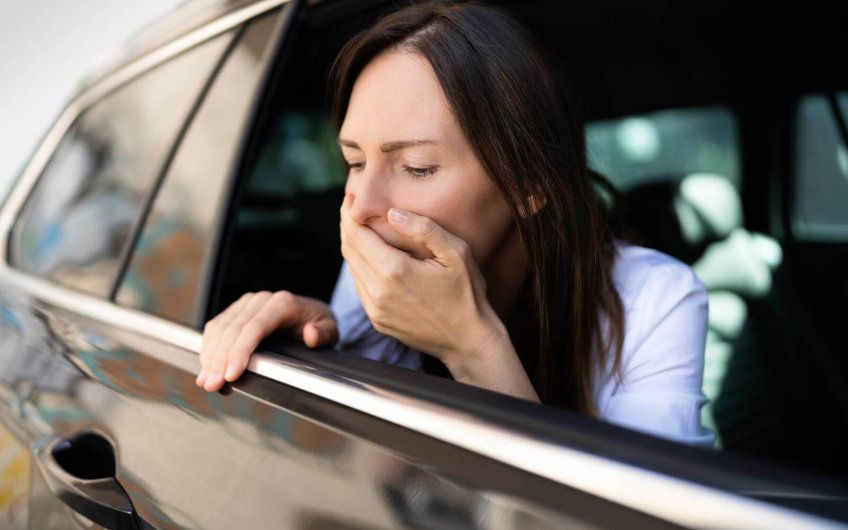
{"left": 611, "top": 241, "right": 707, "bottom": 309}
{"left": 596, "top": 241, "right": 710, "bottom": 395}
{"left": 611, "top": 242, "right": 708, "bottom": 350}
{"left": 595, "top": 241, "right": 714, "bottom": 447}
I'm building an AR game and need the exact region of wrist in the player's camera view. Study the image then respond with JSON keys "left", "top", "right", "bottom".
{"left": 444, "top": 311, "right": 540, "bottom": 403}
{"left": 445, "top": 313, "right": 509, "bottom": 379}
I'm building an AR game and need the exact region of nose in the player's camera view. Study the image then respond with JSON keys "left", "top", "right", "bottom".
{"left": 346, "top": 166, "right": 391, "bottom": 225}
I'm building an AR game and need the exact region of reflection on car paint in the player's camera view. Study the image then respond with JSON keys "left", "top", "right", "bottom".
{"left": 118, "top": 467, "right": 202, "bottom": 530}
{"left": 0, "top": 427, "right": 30, "bottom": 530}
{"left": 120, "top": 219, "right": 205, "bottom": 324}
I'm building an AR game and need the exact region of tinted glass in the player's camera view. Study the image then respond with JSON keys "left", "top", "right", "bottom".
{"left": 116, "top": 12, "right": 283, "bottom": 325}
{"left": 9, "top": 33, "right": 232, "bottom": 297}
{"left": 793, "top": 92, "right": 848, "bottom": 240}
{"left": 586, "top": 106, "right": 739, "bottom": 191}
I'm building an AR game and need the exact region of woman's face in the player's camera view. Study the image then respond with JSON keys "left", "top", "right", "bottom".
{"left": 339, "top": 50, "right": 514, "bottom": 265}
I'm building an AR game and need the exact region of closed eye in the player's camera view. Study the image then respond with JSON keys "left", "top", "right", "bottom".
{"left": 344, "top": 161, "right": 364, "bottom": 172}
{"left": 403, "top": 166, "right": 438, "bottom": 179}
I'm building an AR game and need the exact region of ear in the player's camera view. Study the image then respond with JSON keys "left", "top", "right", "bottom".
{"left": 528, "top": 192, "right": 547, "bottom": 215}
{"left": 519, "top": 187, "right": 547, "bottom": 218}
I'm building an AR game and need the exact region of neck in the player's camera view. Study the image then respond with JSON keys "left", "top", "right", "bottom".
{"left": 481, "top": 221, "right": 529, "bottom": 325}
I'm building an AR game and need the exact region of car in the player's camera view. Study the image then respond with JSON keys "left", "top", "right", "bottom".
{"left": 1, "top": 0, "right": 847, "bottom": 528}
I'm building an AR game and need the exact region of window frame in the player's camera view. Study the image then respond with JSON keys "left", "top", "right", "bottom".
{"left": 110, "top": 8, "right": 292, "bottom": 327}
{"left": 104, "top": 26, "right": 246, "bottom": 306}
{"left": 2, "top": 23, "right": 240, "bottom": 302}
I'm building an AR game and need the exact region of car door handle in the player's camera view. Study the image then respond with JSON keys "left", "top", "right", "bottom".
{"left": 33, "top": 431, "right": 140, "bottom": 530}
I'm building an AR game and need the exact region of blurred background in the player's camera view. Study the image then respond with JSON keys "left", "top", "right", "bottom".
{"left": 0, "top": 0, "right": 184, "bottom": 199}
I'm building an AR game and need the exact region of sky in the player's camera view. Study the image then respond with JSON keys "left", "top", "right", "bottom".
{"left": 0, "top": 0, "right": 185, "bottom": 197}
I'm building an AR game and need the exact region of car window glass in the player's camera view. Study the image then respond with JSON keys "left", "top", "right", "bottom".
{"left": 9, "top": 33, "right": 232, "bottom": 297}
{"left": 586, "top": 106, "right": 740, "bottom": 191}
{"left": 115, "top": 11, "right": 284, "bottom": 326}
{"left": 792, "top": 91, "right": 848, "bottom": 241}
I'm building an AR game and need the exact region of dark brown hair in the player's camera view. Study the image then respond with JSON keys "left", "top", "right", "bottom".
{"left": 328, "top": 0, "right": 624, "bottom": 416}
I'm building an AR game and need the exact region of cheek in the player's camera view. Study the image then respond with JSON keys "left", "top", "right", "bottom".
{"left": 422, "top": 178, "right": 514, "bottom": 265}
{"left": 454, "top": 200, "right": 514, "bottom": 265}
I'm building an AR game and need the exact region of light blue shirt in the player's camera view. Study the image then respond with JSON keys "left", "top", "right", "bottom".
{"left": 330, "top": 241, "right": 717, "bottom": 449}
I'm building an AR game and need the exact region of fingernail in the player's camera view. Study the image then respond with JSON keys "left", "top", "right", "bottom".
{"left": 389, "top": 208, "right": 408, "bottom": 223}
{"left": 224, "top": 364, "right": 237, "bottom": 381}
{"left": 205, "top": 372, "right": 221, "bottom": 389}
{"left": 196, "top": 369, "right": 207, "bottom": 385}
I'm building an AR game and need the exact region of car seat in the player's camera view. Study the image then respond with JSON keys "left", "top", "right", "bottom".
{"left": 618, "top": 173, "right": 840, "bottom": 471}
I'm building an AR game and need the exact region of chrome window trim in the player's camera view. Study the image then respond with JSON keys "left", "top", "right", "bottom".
{"left": 0, "top": 0, "right": 289, "bottom": 262}
{"left": 0, "top": 265, "right": 842, "bottom": 530}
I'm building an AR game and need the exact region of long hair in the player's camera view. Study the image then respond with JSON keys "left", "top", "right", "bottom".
{"left": 328, "top": 0, "right": 625, "bottom": 416}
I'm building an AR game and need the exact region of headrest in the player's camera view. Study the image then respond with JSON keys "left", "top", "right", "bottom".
{"left": 620, "top": 172, "right": 741, "bottom": 263}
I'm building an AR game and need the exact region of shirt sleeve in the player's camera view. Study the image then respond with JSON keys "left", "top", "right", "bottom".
{"left": 600, "top": 260, "right": 717, "bottom": 449}
{"left": 329, "top": 261, "right": 422, "bottom": 370}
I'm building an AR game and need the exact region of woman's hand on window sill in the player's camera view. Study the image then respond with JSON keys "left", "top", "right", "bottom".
{"left": 195, "top": 291, "right": 338, "bottom": 392}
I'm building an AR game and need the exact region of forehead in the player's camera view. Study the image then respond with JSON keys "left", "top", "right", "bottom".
{"left": 340, "top": 50, "right": 459, "bottom": 141}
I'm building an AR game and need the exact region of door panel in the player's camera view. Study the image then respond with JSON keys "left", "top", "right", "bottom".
{"left": 0, "top": 425, "right": 30, "bottom": 530}
{"left": 0, "top": 287, "right": 75, "bottom": 530}
{"left": 22, "top": 305, "right": 681, "bottom": 530}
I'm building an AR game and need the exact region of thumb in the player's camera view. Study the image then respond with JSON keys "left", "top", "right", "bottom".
{"left": 388, "top": 208, "right": 462, "bottom": 264}
{"left": 302, "top": 317, "right": 339, "bottom": 349}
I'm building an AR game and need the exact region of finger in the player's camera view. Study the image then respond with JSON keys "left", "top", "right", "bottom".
{"left": 339, "top": 212, "right": 388, "bottom": 288}
{"left": 342, "top": 251, "right": 378, "bottom": 319}
{"left": 223, "top": 291, "right": 303, "bottom": 381}
{"left": 197, "top": 293, "right": 253, "bottom": 386}
{"left": 342, "top": 245, "right": 377, "bottom": 311}
{"left": 203, "top": 291, "right": 273, "bottom": 390}
{"left": 340, "top": 192, "right": 406, "bottom": 264}
{"left": 340, "top": 205, "right": 410, "bottom": 285}
{"left": 203, "top": 356, "right": 228, "bottom": 392}
{"left": 302, "top": 317, "right": 339, "bottom": 348}
{"left": 199, "top": 293, "right": 250, "bottom": 371}
{"left": 386, "top": 208, "right": 467, "bottom": 266}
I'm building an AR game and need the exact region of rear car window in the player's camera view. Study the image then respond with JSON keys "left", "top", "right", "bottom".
{"left": 792, "top": 91, "right": 848, "bottom": 241}
{"left": 586, "top": 106, "right": 740, "bottom": 190}
{"left": 115, "top": 11, "right": 284, "bottom": 326}
{"left": 8, "top": 32, "right": 232, "bottom": 297}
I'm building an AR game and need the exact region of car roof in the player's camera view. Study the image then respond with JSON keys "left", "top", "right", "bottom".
{"left": 79, "top": 0, "right": 273, "bottom": 93}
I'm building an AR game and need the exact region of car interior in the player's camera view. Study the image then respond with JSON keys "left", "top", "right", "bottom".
{"left": 208, "top": 0, "right": 848, "bottom": 514}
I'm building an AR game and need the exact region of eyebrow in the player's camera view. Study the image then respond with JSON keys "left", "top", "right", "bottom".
{"left": 337, "top": 139, "right": 439, "bottom": 152}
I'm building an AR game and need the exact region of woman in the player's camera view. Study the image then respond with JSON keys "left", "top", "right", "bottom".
{"left": 196, "top": 1, "right": 715, "bottom": 448}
